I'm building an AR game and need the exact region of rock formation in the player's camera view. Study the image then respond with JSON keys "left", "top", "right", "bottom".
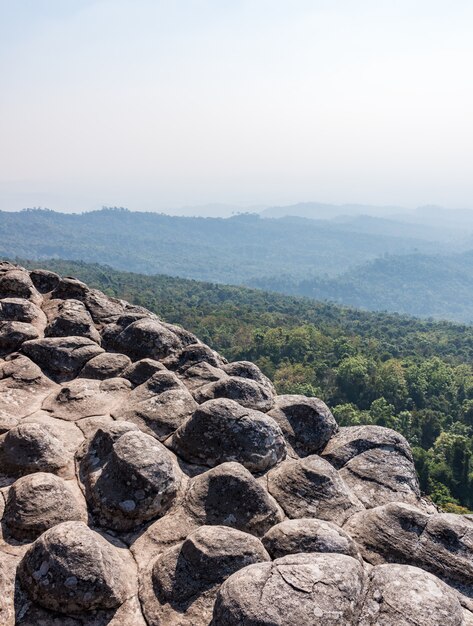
{"left": 0, "top": 260, "right": 471, "bottom": 625}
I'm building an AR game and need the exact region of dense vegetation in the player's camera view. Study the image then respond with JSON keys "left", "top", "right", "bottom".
{"left": 13, "top": 257, "right": 473, "bottom": 512}
{"left": 250, "top": 250, "right": 473, "bottom": 324}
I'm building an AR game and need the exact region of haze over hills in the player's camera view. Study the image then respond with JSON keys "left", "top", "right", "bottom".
{"left": 3, "top": 206, "right": 473, "bottom": 322}
{"left": 0, "top": 208, "right": 451, "bottom": 281}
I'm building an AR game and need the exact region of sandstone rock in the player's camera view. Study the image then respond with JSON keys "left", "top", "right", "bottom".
{"left": 45, "top": 299, "right": 101, "bottom": 343}
{"left": 223, "top": 361, "right": 275, "bottom": 394}
{"left": 358, "top": 563, "right": 465, "bottom": 626}
{"left": 345, "top": 502, "right": 473, "bottom": 589}
{"left": 0, "top": 422, "right": 72, "bottom": 477}
{"left": 80, "top": 427, "right": 182, "bottom": 530}
{"left": 267, "top": 455, "right": 363, "bottom": 525}
{"left": 79, "top": 352, "right": 132, "bottom": 379}
{"left": 51, "top": 277, "right": 90, "bottom": 301}
{"left": 184, "top": 462, "right": 284, "bottom": 536}
{"left": 170, "top": 398, "right": 286, "bottom": 472}
{"left": 3, "top": 473, "right": 87, "bottom": 541}
{"left": 0, "top": 355, "right": 57, "bottom": 431}
{"left": 17, "top": 521, "right": 132, "bottom": 613}
{"left": 212, "top": 552, "right": 365, "bottom": 625}
{"left": 113, "top": 318, "right": 183, "bottom": 361}
{"left": 163, "top": 342, "right": 226, "bottom": 372}
{"left": 0, "top": 321, "right": 39, "bottom": 353}
{"left": 113, "top": 370, "right": 197, "bottom": 440}
{"left": 29, "top": 268, "right": 60, "bottom": 293}
{"left": 122, "top": 358, "right": 167, "bottom": 385}
{"left": 0, "top": 297, "right": 47, "bottom": 329}
{"left": 262, "top": 517, "right": 361, "bottom": 560}
{"left": 0, "top": 269, "right": 42, "bottom": 305}
{"left": 321, "top": 424, "right": 414, "bottom": 468}
{"left": 21, "top": 336, "right": 104, "bottom": 381}
{"left": 339, "top": 447, "right": 421, "bottom": 508}
{"left": 268, "top": 394, "right": 338, "bottom": 456}
{"left": 180, "top": 361, "right": 228, "bottom": 394}
{"left": 42, "top": 377, "right": 131, "bottom": 421}
{"left": 0, "top": 551, "right": 18, "bottom": 626}
{"left": 141, "top": 525, "right": 270, "bottom": 625}
{"left": 195, "top": 376, "right": 275, "bottom": 412}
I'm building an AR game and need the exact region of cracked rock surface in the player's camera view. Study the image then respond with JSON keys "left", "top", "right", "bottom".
{"left": 0, "top": 262, "right": 472, "bottom": 625}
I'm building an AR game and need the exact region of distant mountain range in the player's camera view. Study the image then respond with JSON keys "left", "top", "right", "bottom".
{"left": 3, "top": 206, "right": 473, "bottom": 322}
{"left": 0, "top": 208, "right": 449, "bottom": 281}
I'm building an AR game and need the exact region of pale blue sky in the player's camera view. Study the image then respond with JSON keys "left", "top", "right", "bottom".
{"left": 1, "top": 0, "right": 472, "bottom": 213}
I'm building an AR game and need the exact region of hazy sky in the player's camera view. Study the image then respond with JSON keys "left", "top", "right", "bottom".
{"left": 1, "top": 0, "right": 473, "bottom": 213}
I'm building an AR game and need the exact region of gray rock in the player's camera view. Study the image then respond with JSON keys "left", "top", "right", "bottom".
{"left": 223, "top": 361, "right": 276, "bottom": 394}
{"left": 141, "top": 525, "right": 270, "bottom": 625}
{"left": 0, "top": 269, "right": 42, "bottom": 305}
{"left": 3, "top": 472, "right": 87, "bottom": 540}
{"left": 52, "top": 278, "right": 126, "bottom": 323}
{"left": 113, "top": 370, "right": 197, "bottom": 440}
{"left": 122, "top": 358, "right": 167, "bottom": 385}
{"left": 162, "top": 342, "right": 226, "bottom": 372}
{"left": 345, "top": 502, "right": 473, "bottom": 589}
{"left": 267, "top": 455, "right": 363, "bottom": 525}
{"left": 262, "top": 518, "right": 361, "bottom": 560}
{"left": 21, "top": 336, "right": 104, "bottom": 381}
{"left": 0, "top": 321, "right": 39, "bottom": 353}
{"left": 339, "top": 447, "right": 421, "bottom": 508}
{"left": 195, "top": 376, "right": 275, "bottom": 412}
{"left": 79, "top": 352, "right": 132, "bottom": 379}
{"left": 170, "top": 398, "right": 286, "bottom": 472}
{"left": 29, "top": 268, "right": 61, "bottom": 293}
{"left": 184, "top": 462, "right": 284, "bottom": 536}
{"left": 45, "top": 299, "right": 101, "bottom": 343}
{"left": 268, "top": 394, "right": 338, "bottom": 456}
{"left": 79, "top": 427, "right": 182, "bottom": 530}
{"left": 112, "top": 318, "right": 183, "bottom": 361}
{"left": 0, "top": 355, "right": 58, "bottom": 431}
{"left": 17, "top": 521, "right": 132, "bottom": 613}
{"left": 42, "top": 377, "right": 131, "bottom": 421}
{"left": 0, "top": 297, "right": 47, "bottom": 329}
{"left": 358, "top": 563, "right": 465, "bottom": 626}
{"left": 180, "top": 361, "right": 228, "bottom": 394}
{"left": 321, "top": 424, "right": 414, "bottom": 468}
{"left": 212, "top": 552, "right": 365, "bottom": 625}
{"left": 0, "top": 422, "right": 72, "bottom": 477}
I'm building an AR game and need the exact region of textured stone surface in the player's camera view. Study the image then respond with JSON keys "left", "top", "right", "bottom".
{"left": 0, "top": 422, "right": 73, "bottom": 477}
{"left": 267, "top": 455, "right": 363, "bottom": 524}
{"left": 358, "top": 563, "right": 465, "bottom": 626}
{"left": 194, "top": 376, "right": 275, "bottom": 412}
{"left": 268, "top": 394, "right": 338, "bottom": 456}
{"left": 212, "top": 553, "right": 365, "bottom": 625}
{"left": 141, "top": 525, "right": 270, "bottom": 625}
{"left": 17, "top": 521, "right": 132, "bottom": 613}
{"left": 345, "top": 502, "right": 473, "bottom": 589}
{"left": 170, "top": 398, "right": 286, "bottom": 472}
{"left": 3, "top": 472, "right": 87, "bottom": 540}
{"left": 43, "top": 377, "right": 131, "bottom": 421}
{"left": 0, "top": 355, "right": 58, "bottom": 432}
{"left": 262, "top": 518, "right": 361, "bottom": 560}
{"left": 113, "top": 370, "right": 197, "bottom": 440}
{"left": 79, "top": 426, "right": 182, "bottom": 530}
{"left": 0, "top": 264, "right": 470, "bottom": 623}
{"left": 21, "top": 336, "right": 104, "bottom": 381}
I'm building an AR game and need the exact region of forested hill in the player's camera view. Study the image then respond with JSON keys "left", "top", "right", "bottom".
{"left": 250, "top": 251, "right": 473, "bottom": 324}
{"left": 11, "top": 258, "right": 473, "bottom": 512}
{"left": 0, "top": 208, "right": 445, "bottom": 281}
